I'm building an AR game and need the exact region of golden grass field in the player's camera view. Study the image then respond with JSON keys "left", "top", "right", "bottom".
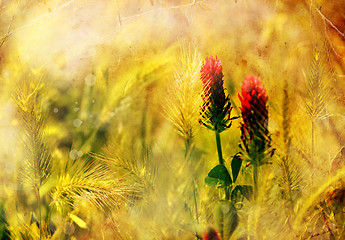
{"left": 0, "top": 0, "right": 344, "bottom": 239}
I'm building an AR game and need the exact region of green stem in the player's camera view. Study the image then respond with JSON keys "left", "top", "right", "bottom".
{"left": 192, "top": 184, "right": 200, "bottom": 240}
{"left": 215, "top": 131, "right": 224, "bottom": 165}
{"left": 38, "top": 187, "right": 42, "bottom": 240}
{"left": 225, "top": 186, "right": 230, "bottom": 201}
{"left": 253, "top": 163, "right": 258, "bottom": 200}
{"left": 185, "top": 138, "right": 191, "bottom": 159}
{"left": 193, "top": 182, "right": 199, "bottom": 224}
{"left": 215, "top": 131, "right": 230, "bottom": 199}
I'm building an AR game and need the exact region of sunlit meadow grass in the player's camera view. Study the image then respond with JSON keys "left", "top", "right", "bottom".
{"left": 0, "top": 0, "right": 344, "bottom": 239}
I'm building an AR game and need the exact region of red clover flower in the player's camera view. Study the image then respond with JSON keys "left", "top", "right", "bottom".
{"left": 199, "top": 56, "right": 235, "bottom": 133}
{"left": 238, "top": 75, "right": 269, "bottom": 154}
{"left": 203, "top": 226, "right": 221, "bottom": 240}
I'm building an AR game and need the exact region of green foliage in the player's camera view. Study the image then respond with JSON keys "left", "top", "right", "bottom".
{"left": 0, "top": 200, "right": 10, "bottom": 240}
{"left": 231, "top": 185, "right": 253, "bottom": 202}
{"left": 205, "top": 164, "right": 232, "bottom": 188}
{"left": 231, "top": 153, "right": 242, "bottom": 183}
{"left": 213, "top": 200, "right": 238, "bottom": 240}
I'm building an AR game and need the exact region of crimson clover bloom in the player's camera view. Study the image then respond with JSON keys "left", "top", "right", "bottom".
{"left": 203, "top": 226, "right": 221, "bottom": 240}
{"left": 199, "top": 56, "right": 234, "bottom": 132}
{"left": 325, "top": 187, "right": 345, "bottom": 224}
{"left": 326, "top": 188, "right": 345, "bottom": 207}
{"left": 238, "top": 75, "right": 269, "bottom": 154}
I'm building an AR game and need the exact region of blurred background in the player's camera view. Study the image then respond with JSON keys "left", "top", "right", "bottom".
{"left": 0, "top": 0, "right": 344, "bottom": 239}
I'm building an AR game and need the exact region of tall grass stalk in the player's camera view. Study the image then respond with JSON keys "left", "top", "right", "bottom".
{"left": 13, "top": 76, "right": 51, "bottom": 239}
{"left": 278, "top": 82, "right": 301, "bottom": 212}
{"left": 305, "top": 43, "right": 332, "bottom": 162}
{"left": 165, "top": 43, "right": 202, "bottom": 152}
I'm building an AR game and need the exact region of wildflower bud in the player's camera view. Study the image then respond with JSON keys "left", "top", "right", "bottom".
{"left": 238, "top": 75, "right": 269, "bottom": 153}
{"left": 199, "top": 56, "right": 234, "bottom": 133}
{"left": 203, "top": 226, "right": 221, "bottom": 240}
{"left": 326, "top": 188, "right": 345, "bottom": 207}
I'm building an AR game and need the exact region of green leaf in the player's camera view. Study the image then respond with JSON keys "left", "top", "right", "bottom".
{"left": 214, "top": 200, "right": 238, "bottom": 240}
{"left": 231, "top": 153, "right": 242, "bottom": 183}
{"left": 205, "top": 176, "right": 218, "bottom": 186}
{"left": 205, "top": 165, "right": 232, "bottom": 188}
{"left": 231, "top": 185, "right": 253, "bottom": 202}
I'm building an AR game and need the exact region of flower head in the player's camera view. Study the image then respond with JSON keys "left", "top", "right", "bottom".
{"left": 238, "top": 75, "right": 269, "bottom": 153}
{"left": 199, "top": 56, "right": 234, "bottom": 132}
{"left": 203, "top": 226, "right": 221, "bottom": 240}
{"left": 326, "top": 188, "right": 345, "bottom": 206}
{"left": 326, "top": 187, "right": 345, "bottom": 217}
